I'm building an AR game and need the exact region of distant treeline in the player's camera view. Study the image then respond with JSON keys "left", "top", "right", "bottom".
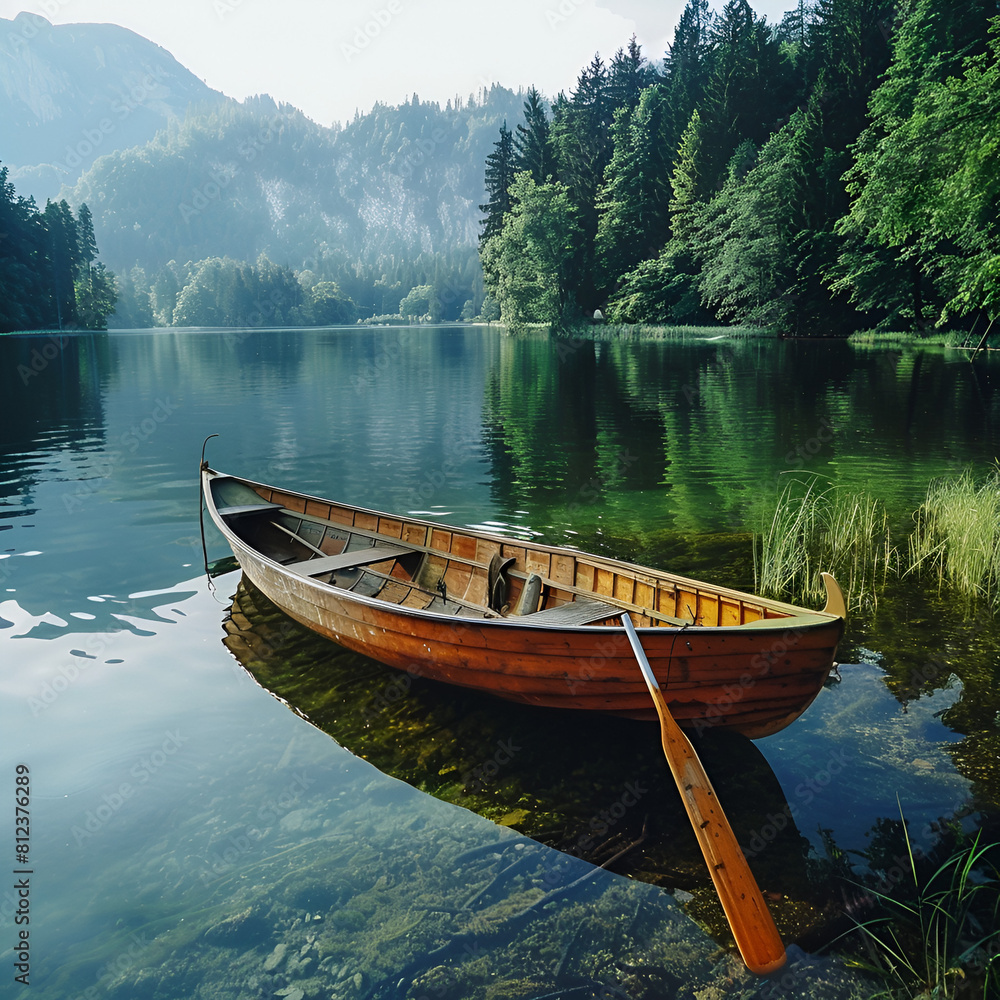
{"left": 0, "top": 164, "right": 116, "bottom": 332}
{"left": 111, "top": 247, "right": 488, "bottom": 329}
{"left": 479, "top": 0, "right": 1000, "bottom": 335}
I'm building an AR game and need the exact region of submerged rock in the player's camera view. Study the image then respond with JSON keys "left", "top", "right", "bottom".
{"left": 263, "top": 941, "right": 288, "bottom": 971}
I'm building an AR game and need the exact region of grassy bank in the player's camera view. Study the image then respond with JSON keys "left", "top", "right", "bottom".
{"left": 846, "top": 329, "right": 968, "bottom": 348}
{"left": 557, "top": 322, "right": 774, "bottom": 341}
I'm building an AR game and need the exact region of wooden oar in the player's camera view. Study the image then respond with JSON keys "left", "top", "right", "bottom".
{"left": 621, "top": 613, "right": 787, "bottom": 975}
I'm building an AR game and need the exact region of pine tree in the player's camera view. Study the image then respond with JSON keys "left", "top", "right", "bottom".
{"left": 698, "top": 1, "right": 795, "bottom": 191}
{"left": 805, "top": 0, "right": 897, "bottom": 151}
{"left": 513, "top": 88, "right": 552, "bottom": 181}
{"left": 479, "top": 123, "right": 516, "bottom": 245}
{"left": 42, "top": 200, "right": 81, "bottom": 329}
{"left": 608, "top": 35, "right": 653, "bottom": 111}
{"left": 549, "top": 55, "right": 617, "bottom": 310}
{"left": 594, "top": 85, "right": 674, "bottom": 290}
{"left": 698, "top": 93, "right": 831, "bottom": 330}
{"left": 668, "top": 109, "right": 706, "bottom": 246}
{"left": 76, "top": 203, "right": 98, "bottom": 268}
{"left": 0, "top": 162, "right": 49, "bottom": 331}
{"left": 662, "top": 0, "right": 713, "bottom": 154}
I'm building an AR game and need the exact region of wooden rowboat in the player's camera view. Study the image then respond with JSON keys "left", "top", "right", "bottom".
{"left": 202, "top": 466, "right": 845, "bottom": 738}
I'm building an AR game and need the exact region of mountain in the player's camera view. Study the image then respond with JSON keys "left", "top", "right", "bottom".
{"left": 0, "top": 12, "right": 227, "bottom": 203}
{"left": 64, "top": 88, "right": 524, "bottom": 276}
{"left": 1, "top": 13, "right": 526, "bottom": 324}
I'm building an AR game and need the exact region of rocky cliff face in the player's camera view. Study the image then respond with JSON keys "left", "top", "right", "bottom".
{"left": 0, "top": 13, "right": 226, "bottom": 202}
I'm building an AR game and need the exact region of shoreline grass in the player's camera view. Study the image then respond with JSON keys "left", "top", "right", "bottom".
{"left": 907, "top": 467, "right": 1000, "bottom": 607}
{"left": 847, "top": 329, "right": 968, "bottom": 348}
{"left": 557, "top": 321, "right": 774, "bottom": 341}
{"left": 755, "top": 466, "right": 1000, "bottom": 613}
{"left": 754, "top": 477, "right": 897, "bottom": 610}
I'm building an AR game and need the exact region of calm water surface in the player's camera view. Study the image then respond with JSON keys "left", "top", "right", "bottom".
{"left": 1, "top": 326, "right": 998, "bottom": 999}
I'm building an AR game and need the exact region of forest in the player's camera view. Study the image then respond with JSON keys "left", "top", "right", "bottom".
{"left": 479, "top": 0, "right": 1000, "bottom": 335}
{"left": 3, "top": 0, "right": 997, "bottom": 335}
{"left": 2, "top": 85, "right": 518, "bottom": 331}
{"left": 0, "top": 167, "right": 116, "bottom": 332}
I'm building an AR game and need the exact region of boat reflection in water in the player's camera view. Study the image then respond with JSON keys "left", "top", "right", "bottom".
{"left": 222, "top": 575, "right": 844, "bottom": 949}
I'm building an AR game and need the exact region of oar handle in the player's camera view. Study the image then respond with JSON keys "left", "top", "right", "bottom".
{"left": 622, "top": 614, "right": 787, "bottom": 976}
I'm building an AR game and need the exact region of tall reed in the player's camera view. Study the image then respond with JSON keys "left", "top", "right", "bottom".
{"left": 908, "top": 467, "right": 1000, "bottom": 608}
{"left": 755, "top": 477, "right": 897, "bottom": 609}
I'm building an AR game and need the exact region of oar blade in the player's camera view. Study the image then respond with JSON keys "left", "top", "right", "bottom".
{"left": 622, "top": 614, "right": 787, "bottom": 975}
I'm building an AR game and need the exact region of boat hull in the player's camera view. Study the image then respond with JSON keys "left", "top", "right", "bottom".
{"left": 203, "top": 468, "right": 843, "bottom": 738}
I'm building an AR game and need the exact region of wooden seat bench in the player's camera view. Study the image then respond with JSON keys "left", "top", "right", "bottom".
{"left": 217, "top": 502, "right": 284, "bottom": 517}
{"left": 284, "top": 544, "right": 412, "bottom": 577}
{"left": 516, "top": 599, "right": 622, "bottom": 626}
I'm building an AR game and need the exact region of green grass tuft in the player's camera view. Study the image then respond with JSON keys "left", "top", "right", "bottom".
{"left": 754, "top": 477, "right": 897, "bottom": 610}
{"left": 839, "top": 807, "right": 1000, "bottom": 1000}
{"left": 908, "top": 467, "right": 1000, "bottom": 608}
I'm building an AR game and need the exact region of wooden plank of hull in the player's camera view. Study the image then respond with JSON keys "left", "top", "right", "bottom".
{"left": 205, "top": 469, "right": 843, "bottom": 738}
{"left": 233, "top": 537, "right": 838, "bottom": 739}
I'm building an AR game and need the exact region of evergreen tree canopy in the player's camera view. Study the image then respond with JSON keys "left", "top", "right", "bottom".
{"left": 0, "top": 167, "right": 115, "bottom": 332}
{"left": 594, "top": 86, "right": 675, "bottom": 290}
{"left": 480, "top": 123, "right": 517, "bottom": 244}
{"left": 831, "top": 1, "right": 1000, "bottom": 328}
{"left": 513, "top": 87, "right": 552, "bottom": 182}
{"left": 479, "top": 2, "right": 994, "bottom": 336}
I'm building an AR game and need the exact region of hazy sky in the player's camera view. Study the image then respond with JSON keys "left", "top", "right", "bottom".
{"left": 1, "top": 1, "right": 793, "bottom": 127}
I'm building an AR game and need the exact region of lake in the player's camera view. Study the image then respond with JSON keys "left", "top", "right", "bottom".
{"left": 1, "top": 325, "right": 998, "bottom": 999}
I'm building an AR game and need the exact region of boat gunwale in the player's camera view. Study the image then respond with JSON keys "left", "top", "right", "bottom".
{"left": 203, "top": 468, "right": 844, "bottom": 636}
